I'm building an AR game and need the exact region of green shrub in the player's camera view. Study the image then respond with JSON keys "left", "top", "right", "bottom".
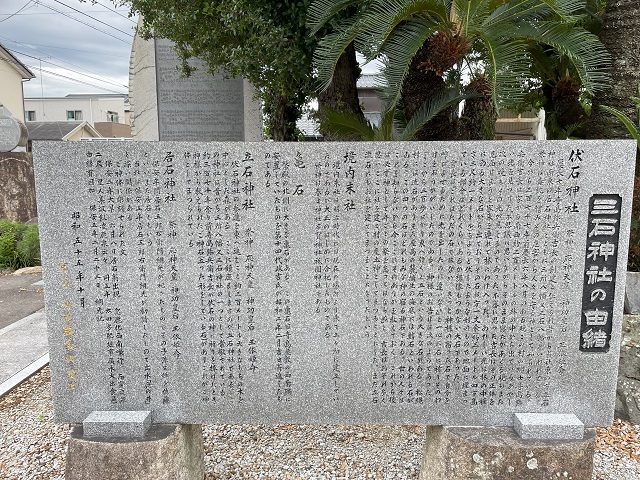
{"left": 17, "top": 225, "right": 40, "bottom": 267}
{"left": 0, "top": 220, "right": 41, "bottom": 270}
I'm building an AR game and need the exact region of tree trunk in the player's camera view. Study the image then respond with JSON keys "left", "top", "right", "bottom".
{"left": 317, "top": 42, "right": 365, "bottom": 140}
{"left": 586, "top": 0, "right": 640, "bottom": 139}
{"left": 542, "top": 76, "right": 588, "bottom": 139}
{"left": 401, "top": 41, "right": 458, "bottom": 141}
{"left": 459, "top": 75, "right": 497, "bottom": 140}
{"left": 264, "top": 93, "right": 300, "bottom": 141}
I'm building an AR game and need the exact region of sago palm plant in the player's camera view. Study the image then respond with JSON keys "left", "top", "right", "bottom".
{"left": 309, "top": 0, "right": 610, "bottom": 140}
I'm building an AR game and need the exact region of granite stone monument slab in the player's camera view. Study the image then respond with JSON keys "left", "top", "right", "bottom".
{"left": 33, "top": 140, "right": 636, "bottom": 426}
{"left": 128, "top": 21, "right": 262, "bottom": 142}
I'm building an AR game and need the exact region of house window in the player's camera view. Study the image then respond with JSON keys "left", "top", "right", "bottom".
{"left": 67, "top": 110, "right": 82, "bottom": 121}
{"left": 106, "top": 111, "right": 119, "bottom": 123}
{"left": 25, "top": 111, "right": 36, "bottom": 121}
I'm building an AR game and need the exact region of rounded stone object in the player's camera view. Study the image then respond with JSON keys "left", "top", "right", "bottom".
{"left": 65, "top": 424, "right": 204, "bottom": 480}
{"left": 0, "top": 115, "right": 28, "bottom": 152}
{"left": 419, "top": 425, "right": 596, "bottom": 480}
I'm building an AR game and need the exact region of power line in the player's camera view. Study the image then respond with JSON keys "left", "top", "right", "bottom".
{"left": 34, "top": 1, "right": 131, "bottom": 44}
{"left": 25, "top": 61, "right": 127, "bottom": 94}
{"left": 48, "top": 0, "right": 134, "bottom": 37}
{"left": 0, "top": 55, "right": 126, "bottom": 95}
{"left": 92, "top": 0, "right": 136, "bottom": 24}
{"left": 2, "top": 36, "right": 127, "bottom": 78}
{"left": 0, "top": 10, "right": 127, "bottom": 15}
{"left": 0, "top": 0, "right": 33, "bottom": 23}
{"left": 9, "top": 48, "right": 128, "bottom": 89}
{"left": 0, "top": 35, "right": 128, "bottom": 58}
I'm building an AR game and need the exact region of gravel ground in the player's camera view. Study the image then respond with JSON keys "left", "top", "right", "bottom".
{"left": 1, "top": 367, "right": 639, "bottom": 479}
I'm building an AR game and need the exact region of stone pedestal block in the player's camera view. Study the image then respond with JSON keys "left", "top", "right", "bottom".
{"left": 617, "top": 314, "right": 640, "bottom": 423}
{"left": 419, "top": 426, "right": 596, "bottom": 480}
{"left": 65, "top": 424, "right": 204, "bottom": 480}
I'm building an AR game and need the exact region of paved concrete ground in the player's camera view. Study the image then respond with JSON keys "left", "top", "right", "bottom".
{"left": 0, "top": 271, "right": 44, "bottom": 329}
{"left": 0, "top": 271, "right": 48, "bottom": 396}
{"left": 0, "top": 309, "right": 48, "bottom": 394}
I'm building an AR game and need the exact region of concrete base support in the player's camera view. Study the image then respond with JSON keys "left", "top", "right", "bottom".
{"left": 419, "top": 426, "right": 596, "bottom": 480}
{"left": 65, "top": 424, "right": 204, "bottom": 480}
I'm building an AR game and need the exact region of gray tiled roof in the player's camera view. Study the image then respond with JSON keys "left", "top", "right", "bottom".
{"left": 26, "top": 122, "right": 83, "bottom": 140}
{"left": 357, "top": 74, "right": 383, "bottom": 89}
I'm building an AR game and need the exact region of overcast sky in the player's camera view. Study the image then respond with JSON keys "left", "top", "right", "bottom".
{"left": 1, "top": 0, "right": 136, "bottom": 98}
{"left": 1, "top": 0, "right": 380, "bottom": 99}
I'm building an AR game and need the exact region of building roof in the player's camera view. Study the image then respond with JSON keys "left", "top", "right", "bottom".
{"left": 64, "top": 93, "right": 128, "bottom": 99}
{"left": 25, "top": 94, "right": 129, "bottom": 101}
{"left": 357, "top": 74, "right": 383, "bottom": 89}
{"left": 0, "top": 44, "right": 35, "bottom": 80}
{"left": 27, "top": 121, "right": 101, "bottom": 141}
{"left": 297, "top": 113, "right": 321, "bottom": 138}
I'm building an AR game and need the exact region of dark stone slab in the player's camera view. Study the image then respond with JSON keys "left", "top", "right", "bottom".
{"left": 419, "top": 425, "right": 596, "bottom": 480}
{"left": 0, "top": 152, "right": 37, "bottom": 223}
{"left": 66, "top": 424, "right": 204, "bottom": 480}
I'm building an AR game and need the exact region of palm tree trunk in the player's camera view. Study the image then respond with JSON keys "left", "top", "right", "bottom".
{"left": 401, "top": 41, "right": 458, "bottom": 141}
{"left": 459, "top": 75, "right": 497, "bottom": 140}
{"left": 586, "top": 0, "right": 640, "bottom": 139}
{"left": 317, "top": 42, "right": 365, "bottom": 140}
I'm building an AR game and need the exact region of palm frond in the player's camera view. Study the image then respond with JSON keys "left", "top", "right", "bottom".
{"left": 527, "top": 44, "right": 560, "bottom": 87}
{"left": 451, "top": 0, "right": 506, "bottom": 33}
{"left": 482, "top": 0, "right": 550, "bottom": 28}
{"left": 563, "top": 122, "right": 585, "bottom": 139}
{"left": 373, "top": 110, "right": 398, "bottom": 141}
{"left": 600, "top": 105, "right": 640, "bottom": 145}
{"left": 400, "top": 88, "right": 473, "bottom": 140}
{"left": 312, "top": 0, "right": 446, "bottom": 92}
{"left": 313, "top": 14, "right": 369, "bottom": 92}
{"left": 476, "top": 24, "right": 532, "bottom": 109}
{"left": 377, "top": 18, "right": 440, "bottom": 114}
{"left": 307, "top": 0, "right": 361, "bottom": 36}
{"left": 319, "top": 108, "right": 377, "bottom": 140}
{"left": 538, "top": 0, "right": 589, "bottom": 21}
{"left": 519, "top": 21, "right": 610, "bottom": 96}
{"left": 360, "top": 0, "right": 449, "bottom": 54}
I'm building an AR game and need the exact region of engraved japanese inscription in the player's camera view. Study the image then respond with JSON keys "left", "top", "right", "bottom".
{"left": 154, "top": 39, "right": 245, "bottom": 141}
{"left": 580, "top": 194, "right": 622, "bottom": 353}
{"left": 33, "top": 140, "right": 636, "bottom": 426}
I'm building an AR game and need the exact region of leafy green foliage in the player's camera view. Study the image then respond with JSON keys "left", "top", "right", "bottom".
{"left": 513, "top": 0, "right": 607, "bottom": 138}
{"left": 0, "top": 220, "right": 40, "bottom": 270}
{"left": 310, "top": 0, "right": 611, "bottom": 130}
{"left": 600, "top": 93, "right": 640, "bottom": 270}
{"left": 600, "top": 98, "right": 640, "bottom": 149}
{"left": 121, "top": 0, "right": 317, "bottom": 140}
{"left": 320, "top": 88, "right": 473, "bottom": 140}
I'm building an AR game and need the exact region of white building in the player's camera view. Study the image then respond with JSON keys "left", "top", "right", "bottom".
{"left": 0, "top": 44, "right": 34, "bottom": 121}
{"left": 24, "top": 93, "right": 130, "bottom": 126}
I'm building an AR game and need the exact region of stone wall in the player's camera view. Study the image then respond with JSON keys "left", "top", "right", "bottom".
{"left": 0, "top": 152, "right": 37, "bottom": 222}
{"left": 617, "top": 315, "right": 640, "bottom": 423}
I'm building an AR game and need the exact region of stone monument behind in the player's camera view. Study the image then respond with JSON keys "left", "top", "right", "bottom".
{"left": 0, "top": 115, "right": 35, "bottom": 223}
{"left": 0, "top": 152, "right": 37, "bottom": 222}
{"left": 129, "top": 26, "right": 262, "bottom": 142}
{"left": 0, "top": 115, "right": 28, "bottom": 152}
